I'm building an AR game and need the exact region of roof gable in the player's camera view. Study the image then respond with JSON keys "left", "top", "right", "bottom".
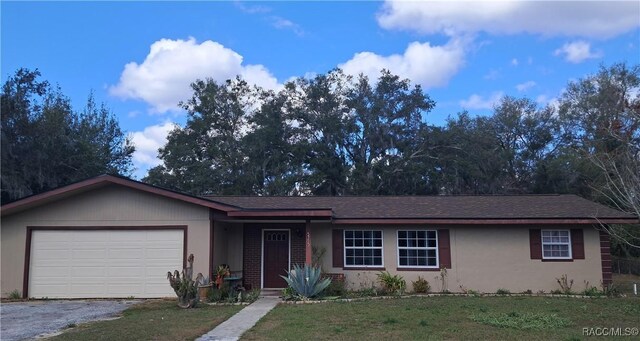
{"left": 1, "top": 174, "right": 239, "bottom": 216}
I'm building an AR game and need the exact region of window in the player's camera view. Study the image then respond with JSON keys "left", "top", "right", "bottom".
{"left": 541, "top": 230, "right": 572, "bottom": 259}
{"left": 344, "top": 230, "right": 383, "bottom": 267}
{"left": 397, "top": 230, "right": 438, "bottom": 268}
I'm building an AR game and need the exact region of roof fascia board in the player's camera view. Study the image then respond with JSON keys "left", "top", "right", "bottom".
{"left": 332, "top": 218, "right": 639, "bottom": 225}
{"left": 226, "top": 209, "right": 333, "bottom": 218}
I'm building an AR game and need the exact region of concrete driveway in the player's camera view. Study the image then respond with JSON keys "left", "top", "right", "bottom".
{"left": 1, "top": 300, "right": 139, "bottom": 340}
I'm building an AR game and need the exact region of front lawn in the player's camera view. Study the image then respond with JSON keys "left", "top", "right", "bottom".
{"left": 243, "top": 296, "right": 640, "bottom": 340}
{"left": 51, "top": 300, "right": 242, "bottom": 341}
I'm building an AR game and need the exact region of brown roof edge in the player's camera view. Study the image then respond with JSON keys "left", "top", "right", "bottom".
{"left": 227, "top": 209, "right": 333, "bottom": 218}
{"left": 332, "top": 218, "right": 640, "bottom": 225}
{"left": 1, "top": 174, "right": 241, "bottom": 216}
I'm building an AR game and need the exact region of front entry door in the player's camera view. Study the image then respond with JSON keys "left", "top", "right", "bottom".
{"left": 263, "top": 230, "right": 289, "bottom": 288}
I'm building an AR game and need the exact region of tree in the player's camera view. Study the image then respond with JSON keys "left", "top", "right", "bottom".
{"left": 242, "top": 86, "right": 307, "bottom": 195}
{"left": 1, "top": 68, "right": 134, "bottom": 204}
{"left": 558, "top": 63, "right": 640, "bottom": 253}
{"left": 144, "top": 78, "right": 257, "bottom": 195}
{"left": 344, "top": 70, "right": 435, "bottom": 194}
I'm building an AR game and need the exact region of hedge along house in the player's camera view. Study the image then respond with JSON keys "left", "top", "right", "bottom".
{"left": 1, "top": 175, "right": 637, "bottom": 298}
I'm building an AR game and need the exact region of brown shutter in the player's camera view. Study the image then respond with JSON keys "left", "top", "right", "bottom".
{"left": 571, "top": 228, "right": 585, "bottom": 259}
{"left": 530, "top": 229, "right": 542, "bottom": 259}
{"left": 438, "top": 229, "right": 451, "bottom": 269}
{"left": 332, "top": 229, "right": 344, "bottom": 268}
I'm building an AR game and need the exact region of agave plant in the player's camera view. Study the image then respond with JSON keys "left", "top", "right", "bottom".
{"left": 280, "top": 264, "right": 332, "bottom": 299}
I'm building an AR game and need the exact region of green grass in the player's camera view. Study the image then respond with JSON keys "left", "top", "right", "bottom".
{"left": 51, "top": 300, "right": 242, "bottom": 341}
{"left": 242, "top": 296, "right": 640, "bottom": 340}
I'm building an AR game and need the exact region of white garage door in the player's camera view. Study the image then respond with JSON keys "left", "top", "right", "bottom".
{"left": 29, "top": 229, "right": 184, "bottom": 298}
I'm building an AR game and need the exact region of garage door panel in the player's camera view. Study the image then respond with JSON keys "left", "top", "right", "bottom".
{"left": 30, "top": 229, "right": 184, "bottom": 298}
{"left": 73, "top": 249, "right": 107, "bottom": 259}
{"left": 33, "top": 249, "right": 71, "bottom": 259}
{"left": 108, "top": 248, "right": 145, "bottom": 259}
{"left": 73, "top": 231, "right": 110, "bottom": 241}
{"left": 146, "top": 248, "right": 182, "bottom": 259}
{"left": 70, "top": 284, "right": 108, "bottom": 295}
{"left": 32, "top": 265, "right": 70, "bottom": 277}
{"left": 71, "top": 267, "right": 106, "bottom": 277}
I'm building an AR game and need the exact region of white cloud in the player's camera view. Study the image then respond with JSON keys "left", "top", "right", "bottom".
{"left": 339, "top": 38, "right": 466, "bottom": 88}
{"left": 130, "top": 121, "right": 176, "bottom": 170}
{"left": 516, "top": 81, "right": 536, "bottom": 92}
{"left": 110, "top": 38, "right": 280, "bottom": 114}
{"left": 377, "top": 1, "right": 639, "bottom": 39}
{"left": 270, "top": 16, "right": 304, "bottom": 36}
{"left": 459, "top": 92, "right": 504, "bottom": 110}
{"left": 554, "top": 41, "right": 602, "bottom": 63}
{"left": 511, "top": 58, "right": 519, "bottom": 66}
{"left": 234, "top": 1, "right": 271, "bottom": 14}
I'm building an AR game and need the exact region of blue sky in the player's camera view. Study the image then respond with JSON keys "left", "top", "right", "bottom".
{"left": 2, "top": 1, "right": 639, "bottom": 178}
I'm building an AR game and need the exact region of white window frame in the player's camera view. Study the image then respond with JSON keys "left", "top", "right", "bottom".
{"left": 396, "top": 230, "right": 439, "bottom": 269}
{"left": 541, "top": 229, "right": 572, "bottom": 260}
{"left": 343, "top": 230, "right": 384, "bottom": 268}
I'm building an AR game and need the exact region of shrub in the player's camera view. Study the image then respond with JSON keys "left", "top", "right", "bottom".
{"left": 282, "top": 286, "right": 296, "bottom": 300}
{"left": 347, "top": 287, "right": 378, "bottom": 298}
{"left": 496, "top": 288, "right": 511, "bottom": 295}
{"left": 377, "top": 271, "right": 406, "bottom": 295}
{"left": 582, "top": 287, "right": 602, "bottom": 297}
{"left": 281, "top": 264, "right": 332, "bottom": 300}
{"left": 556, "top": 274, "right": 574, "bottom": 294}
{"left": 325, "top": 278, "right": 346, "bottom": 297}
{"left": 602, "top": 283, "right": 621, "bottom": 297}
{"left": 207, "top": 284, "right": 231, "bottom": 303}
{"left": 466, "top": 289, "right": 481, "bottom": 296}
{"left": 522, "top": 289, "right": 533, "bottom": 295}
{"left": 8, "top": 290, "right": 21, "bottom": 300}
{"left": 242, "top": 289, "right": 261, "bottom": 303}
{"left": 412, "top": 276, "right": 430, "bottom": 293}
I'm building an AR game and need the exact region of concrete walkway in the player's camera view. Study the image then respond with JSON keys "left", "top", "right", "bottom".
{"left": 196, "top": 297, "right": 280, "bottom": 341}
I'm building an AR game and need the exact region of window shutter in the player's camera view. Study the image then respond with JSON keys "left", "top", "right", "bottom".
{"left": 530, "top": 229, "right": 542, "bottom": 259}
{"left": 571, "top": 228, "right": 585, "bottom": 259}
{"left": 332, "top": 229, "right": 344, "bottom": 268}
{"left": 438, "top": 229, "right": 452, "bottom": 269}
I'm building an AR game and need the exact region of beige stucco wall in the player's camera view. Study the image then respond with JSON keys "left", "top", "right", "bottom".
{"left": 1, "top": 185, "right": 212, "bottom": 297}
{"left": 311, "top": 224, "right": 604, "bottom": 293}
{"left": 213, "top": 222, "right": 243, "bottom": 274}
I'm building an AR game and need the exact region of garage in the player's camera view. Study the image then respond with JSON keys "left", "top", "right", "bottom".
{"left": 28, "top": 228, "right": 185, "bottom": 298}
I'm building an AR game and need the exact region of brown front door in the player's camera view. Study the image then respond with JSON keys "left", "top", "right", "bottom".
{"left": 263, "top": 230, "right": 289, "bottom": 288}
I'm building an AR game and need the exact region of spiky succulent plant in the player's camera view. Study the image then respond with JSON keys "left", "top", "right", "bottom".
{"left": 280, "top": 264, "right": 332, "bottom": 299}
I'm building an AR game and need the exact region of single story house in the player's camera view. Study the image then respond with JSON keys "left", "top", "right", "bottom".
{"left": 1, "top": 174, "right": 637, "bottom": 298}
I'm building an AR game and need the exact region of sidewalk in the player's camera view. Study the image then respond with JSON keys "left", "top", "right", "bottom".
{"left": 196, "top": 297, "right": 280, "bottom": 341}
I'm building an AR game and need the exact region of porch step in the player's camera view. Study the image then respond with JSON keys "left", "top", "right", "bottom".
{"left": 260, "top": 289, "right": 282, "bottom": 297}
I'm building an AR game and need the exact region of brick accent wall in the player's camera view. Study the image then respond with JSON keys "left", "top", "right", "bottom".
{"left": 243, "top": 224, "right": 262, "bottom": 290}
{"left": 290, "top": 224, "right": 306, "bottom": 267}
{"left": 599, "top": 229, "right": 612, "bottom": 286}
{"left": 242, "top": 223, "right": 306, "bottom": 290}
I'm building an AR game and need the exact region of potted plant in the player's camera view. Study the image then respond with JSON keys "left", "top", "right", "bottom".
{"left": 214, "top": 264, "right": 230, "bottom": 289}
{"left": 196, "top": 274, "right": 212, "bottom": 301}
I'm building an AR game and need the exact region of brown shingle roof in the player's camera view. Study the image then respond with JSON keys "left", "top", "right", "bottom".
{"left": 204, "top": 194, "right": 637, "bottom": 220}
